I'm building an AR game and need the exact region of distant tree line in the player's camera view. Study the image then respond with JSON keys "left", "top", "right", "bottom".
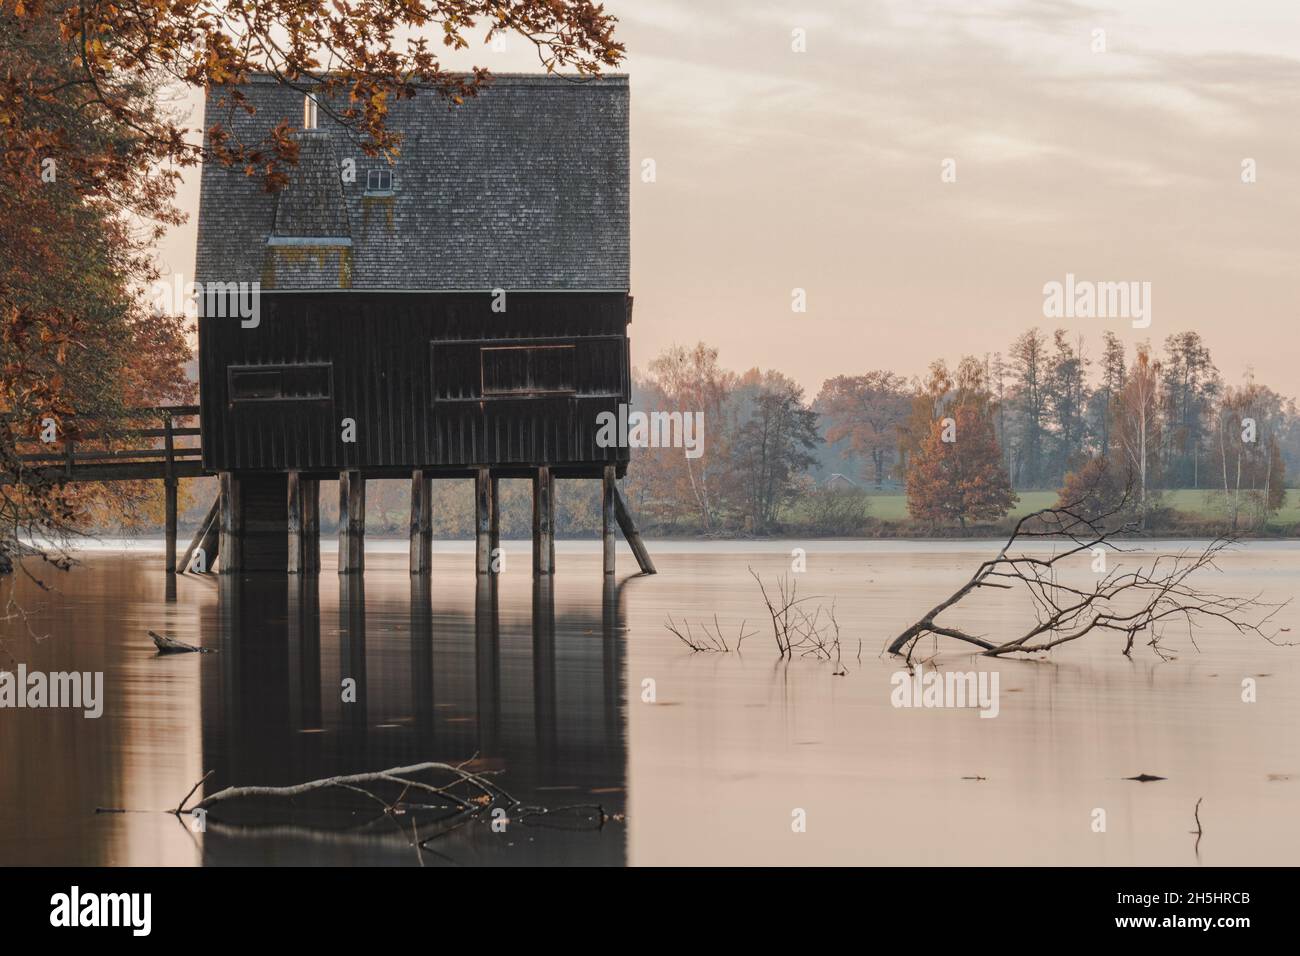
{"left": 625, "top": 331, "right": 1298, "bottom": 535}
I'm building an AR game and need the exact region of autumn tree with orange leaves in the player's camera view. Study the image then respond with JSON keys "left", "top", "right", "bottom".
{"left": 815, "top": 371, "right": 910, "bottom": 489}
{"left": 3, "top": 0, "right": 623, "bottom": 189}
{"left": 905, "top": 373, "right": 1016, "bottom": 529}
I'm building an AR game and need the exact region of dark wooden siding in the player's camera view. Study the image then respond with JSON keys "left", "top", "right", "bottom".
{"left": 199, "top": 292, "right": 631, "bottom": 474}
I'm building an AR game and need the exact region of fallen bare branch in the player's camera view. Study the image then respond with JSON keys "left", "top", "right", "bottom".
{"left": 886, "top": 481, "right": 1291, "bottom": 659}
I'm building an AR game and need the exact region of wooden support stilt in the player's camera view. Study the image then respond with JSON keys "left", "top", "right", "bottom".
{"left": 287, "top": 471, "right": 303, "bottom": 574}
{"left": 475, "top": 467, "right": 494, "bottom": 575}
{"left": 410, "top": 470, "right": 432, "bottom": 575}
{"left": 602, "top": 465, "right": 616, "bottom": 576}
{"left": 489, "top": 475, "right": 500, "bottom": 571}
{"left": 163, "top": 414, "right": 177, "bottom": 573}
{"left": 532, "top": 466, "right": 555, "bottom": 576}
{"left": 338, "top": 470, "right": 365, "bottom": 575}
{"left": 164, "top": 478, "right": 178, "bottom": 573}
{"left": 179, "top": 496, "right": 219, "bottom": 575}
{"left": 288, "top": 472, "right": 320, "bottom": 574}
{"left": 218, "top": 472, "right": 241, "bottom": 575}
{"left": 613, "top": 483, "right": 656, "bottom": 574}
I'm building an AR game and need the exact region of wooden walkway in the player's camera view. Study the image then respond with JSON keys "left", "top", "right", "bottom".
{"left": 7, "top": 405, "right": 201, "bottom": 572}
{"left": 9, "top": 405, "right": 202, "bottom": 483}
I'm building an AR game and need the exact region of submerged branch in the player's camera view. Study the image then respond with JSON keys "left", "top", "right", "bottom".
{"left": 886, "top": 483, "right": 1291, "bottom": 659}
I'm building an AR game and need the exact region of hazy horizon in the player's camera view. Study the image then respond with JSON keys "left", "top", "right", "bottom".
{"left": 152, "top": 0, "right": 1300, "bottom": 396}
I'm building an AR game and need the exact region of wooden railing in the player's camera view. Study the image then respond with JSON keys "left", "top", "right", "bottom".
{"left": 11, "top": 405, "right": 203, "bottom": 483}
{"left": 4, "top": 405, "right": 205, "bottom": 573}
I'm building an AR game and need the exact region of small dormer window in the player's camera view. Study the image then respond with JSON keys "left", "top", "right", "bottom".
{"left": 303, "top": 93, "right": 318, "bottom": 130}
{"left": 366, "top": 168, "right": 393, "bottom": 193}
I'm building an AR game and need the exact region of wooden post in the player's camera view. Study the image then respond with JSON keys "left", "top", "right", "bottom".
{"left": 164, "top": 480, "right": 178, "bottom": 573}
{"left": 287, "top": 471, "right": 302, "bottom": 574}
{"left": 475, "top": 468, "right": 494, "bottom": 575}
{"left": 410, "top": 470, "right": 432, "bottom": 575}
{"left": 489, "top": 475, "right": 500, "bottom": 571}
{"left": 179, "top": 496, "right": 219, "bottom": 575}
{"left": 602, "top": 465, "right": 616, "bottom": 576}
{"left": 163, "top": 414, "right": 177, "bottom": 573}
{"left": 288, "top": 472, "right": 319, "bottom": 574}
{"left": 338, "top": 470, "right": 365, "bottom": 574}
{"left": 218, "top": 472, "right": 241, "bottom": 575}
{"left": 532, "top": 466, "right": 554, "bottom": 576}
{"left": 613, "top": 483, "right": 656, "bottom": 574}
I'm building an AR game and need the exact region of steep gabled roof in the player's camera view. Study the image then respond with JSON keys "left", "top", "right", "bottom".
{"left": 194, "top": 74, "right": 629, "bottom": 292}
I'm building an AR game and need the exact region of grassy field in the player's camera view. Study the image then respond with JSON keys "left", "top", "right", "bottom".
{"left": 858, "top": 489, "right": 1300, "bottom": 524}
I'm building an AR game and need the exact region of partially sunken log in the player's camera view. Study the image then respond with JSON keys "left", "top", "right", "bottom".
{"left": 148, "top": 630, "right": 213, "bottom": 654}
{"left": 886, "top": 484, "right": 1290, "bottom": 660}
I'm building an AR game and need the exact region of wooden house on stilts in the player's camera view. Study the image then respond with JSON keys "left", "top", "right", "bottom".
{"left": 192, "top": 73, "right": 653, "bottom": 577}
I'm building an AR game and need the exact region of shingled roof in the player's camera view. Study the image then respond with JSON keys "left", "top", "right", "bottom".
{"left": 194, "top": 74, "right": 629, "bottom": 292}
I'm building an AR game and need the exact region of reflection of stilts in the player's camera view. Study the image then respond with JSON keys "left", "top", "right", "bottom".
{"left": 602, "top": 577, "right": 626, "bottom": 753}
{"left": 532, "top": 577, "right": 557, "bottom": 761}
{"left": 201, "top": 566, "right": 630, "bottom": 864}
{"left": 473, "top": 577, "right": 500, "bottom": 755}
{"left": 288, "top": 575, "right": 321, "bottom": 733}
{"left": 214, "top": 574, "right": 291, "bottom": 784}
{"left": 410, "top": 577, "right": 434, "bottom": 741}
{"left": 339, "top": 575, "right": 367, "bottom": 743}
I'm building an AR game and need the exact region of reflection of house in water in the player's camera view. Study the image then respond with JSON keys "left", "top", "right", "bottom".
{"left": 198, "top": 574, "right": 628, "bottom": 865}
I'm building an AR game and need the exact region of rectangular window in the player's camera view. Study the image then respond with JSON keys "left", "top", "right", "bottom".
{"left": 229, "top": 363, "right": 332, "bottom": 403}
{"left": 365, "top": 168, "right": 393, "bottom": 192}
{"left": 481, "top": 345, "right": 576, "bottom": 397}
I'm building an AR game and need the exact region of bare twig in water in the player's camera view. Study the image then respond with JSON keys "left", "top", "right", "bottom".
{"left": 1191, "top": 796, "right": 1204, "bottom": 857}
{"left": 98, "top": 755, "right": 618, "bottom": 865}
{"left": 886, "top": 481, "right": 1291, "bottom": 660}
{"left": 193, "top": 761, "right": 500, "bottom": 813}
{"left": 174, "top": 770, "right": 215, "bottom": 814}
{"left": 669, "top": 571, "right": 852, "bottom": 668}
{"left": 665, "top": 613, "right": 755, "bottom": 652}
{"left": 749, "top": 568, "right": 846, "bottom": 665}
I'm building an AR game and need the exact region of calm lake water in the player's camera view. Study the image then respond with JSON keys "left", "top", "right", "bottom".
{"left": 1, "top": 538, "right": 1298, "bottom": 866}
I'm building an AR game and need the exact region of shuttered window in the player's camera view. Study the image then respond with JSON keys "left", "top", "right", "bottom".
{"left": 480, "top": 345, "right": 576, "bottom": 397}
{"left": 229, "top": 363, "right": 332, "bottom": 402}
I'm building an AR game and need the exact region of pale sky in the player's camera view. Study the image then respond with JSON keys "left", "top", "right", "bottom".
{"left": 155, "top": 0, "right": 1300, "bottom": 397}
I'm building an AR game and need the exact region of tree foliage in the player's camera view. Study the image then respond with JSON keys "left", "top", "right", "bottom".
{"left": 906, "top": 403, "right": 1016, "bottom": 528}
{"left": 815, "top": 371, "right": 910, "bottom": 489}
{"left": 1, "top": 8, "right": 193, "bottom": 559}
{"left": 2, "top": 0, "right": 623, "bottom": 189}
